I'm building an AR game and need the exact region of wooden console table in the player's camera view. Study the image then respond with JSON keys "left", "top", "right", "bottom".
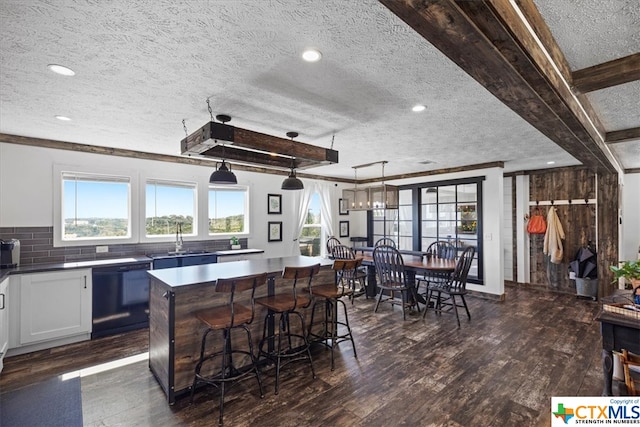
{"left": 147, "top": 256, "right": 333, "bottom": 404}
{"left": 595, "top": 311, "right": 640, "bottom": 396}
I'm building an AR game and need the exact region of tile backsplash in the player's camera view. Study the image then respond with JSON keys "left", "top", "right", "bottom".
{"left": 0, "top": 227, "right": 245, "bottom": 266}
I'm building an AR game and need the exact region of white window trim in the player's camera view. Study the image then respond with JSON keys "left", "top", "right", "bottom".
{"left": 53, "top": 164, "right": 139, "bottom": 247}
{"left": 208, "top": 184, "right": 251, "bottom": 237}
{"left": 140, "top": 178, "right": 198, "bottom": 243}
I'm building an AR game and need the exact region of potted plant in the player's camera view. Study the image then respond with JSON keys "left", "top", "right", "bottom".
{"left": 610, "top": 260, "right": 640, "bottom": 305}
{"left": 610, "top": 260, "right": 640, "bottom": 287}
{"left": 230, "top": 236, "right": 241, "bottom": 250}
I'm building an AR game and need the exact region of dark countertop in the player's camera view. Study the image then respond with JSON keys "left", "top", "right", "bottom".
{"left": 0, "top": 256, "right": 153, "bottom": 282}
{"left": 147, "top": 255, "right": 332, "bottom": 289}
{"left": 0, "top": 248, "right": 266, "bottom": 282}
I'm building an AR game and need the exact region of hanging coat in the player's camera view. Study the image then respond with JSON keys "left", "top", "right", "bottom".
{"left": 543, "top": 207, "right": 565, "bottom": 264}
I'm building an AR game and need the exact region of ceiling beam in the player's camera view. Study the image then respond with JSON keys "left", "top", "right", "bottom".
{"left": 378, "top": 0, "right": 619, "bottom": 174}
{"left": 605, "top": 126, "right": 640, "bottom": 144}
{"left": 572, "top": 53, "right": 640, "bottom": 93}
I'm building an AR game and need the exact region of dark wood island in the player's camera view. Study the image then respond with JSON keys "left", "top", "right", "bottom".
{"left": 147, "top": 255, "right": 333, "bottom": 404}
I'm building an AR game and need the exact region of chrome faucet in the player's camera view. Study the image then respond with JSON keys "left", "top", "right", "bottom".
{"left": 175, "top": 222, "right": 183, "bottom": 253}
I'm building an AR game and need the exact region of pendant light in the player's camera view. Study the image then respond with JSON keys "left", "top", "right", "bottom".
{"left": 281, "top": 132, "right": 304, "bottom": 190}
{"left": 206, "top": 107, "right": 237, "bottom": 184}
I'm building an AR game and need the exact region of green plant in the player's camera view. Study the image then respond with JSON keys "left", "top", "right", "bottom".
{"left": 610, "top": 260, "right": 640, "bottom": 283}
{"left": 230, "top": 236, "right": 239, "bottom": 245}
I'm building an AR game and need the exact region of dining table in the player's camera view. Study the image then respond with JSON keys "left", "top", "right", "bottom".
{"left": 354, "top": 247, "right": 457, "bottom": 299}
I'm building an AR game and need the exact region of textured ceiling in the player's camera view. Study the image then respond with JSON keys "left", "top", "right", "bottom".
{"left": 0, "top": 0, "right": 637, "bottom": 180}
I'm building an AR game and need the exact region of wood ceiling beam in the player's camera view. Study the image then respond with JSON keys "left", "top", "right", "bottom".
{"left": 605, "top": 126, "right": 640, "bottom": 144}
{"left": 572, "top": 53, "right": 640, "bottom": 93}
{"left": 378, "top": 0, "right": 619, "bottom": 174}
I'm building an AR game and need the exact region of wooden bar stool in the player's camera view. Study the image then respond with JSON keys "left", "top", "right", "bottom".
{"left": 308, "top": 259, "right": 358, "bottom": 370}
{"left": 256, "top": 264, "right": 320, "bottom": 395}
{"left": 189, "top": 272, "right": 267, "bottom": 427}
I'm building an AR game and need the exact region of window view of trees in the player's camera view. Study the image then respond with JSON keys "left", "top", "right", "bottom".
{"left": 209, "top": 215, "right": 245, "bottom": 233}
{"left": 299, "top": 193, "right": 321, "bottom": 256}
{"left": 209, "top": 187, "right": 248, "bottom": 235}
{"left": 64, "top": 218, "right": 129, "bottom": 239}
{"left": 62, "top": 173, "right": 131, "bottom": 240}
{"left": 146, "top": 215, "right": 194, "bottom": 235}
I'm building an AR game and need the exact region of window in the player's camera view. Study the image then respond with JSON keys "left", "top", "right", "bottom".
{"left": 61, "top": 172, "right": 131, "bottom": 241}
{"left": 299, "top": 193, "right": 321, "bottom": 256}
{"left": 146, "top": 180, "right": 196, "bottom": 237}
{"left": 208, "top": 186, "right": 248, "bottom": 235}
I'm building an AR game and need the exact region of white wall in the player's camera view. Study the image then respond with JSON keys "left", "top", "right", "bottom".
{"left": 503, "top": 177, "right": 513, "bottom": 281}
{"left": 621, "top": 172, "right": 640, "bottom": 261}
{"left": 0, "top": 142, "right": 351, "bottom": 258}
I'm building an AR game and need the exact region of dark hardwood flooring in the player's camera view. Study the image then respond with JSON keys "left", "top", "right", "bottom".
{"left": 0, "top": 286, "right": 608, "bottom": 426}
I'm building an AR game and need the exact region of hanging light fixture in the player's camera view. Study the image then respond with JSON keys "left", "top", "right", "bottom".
{"left": 199, "top": 102, "right": 237, "bottom": 185}
{"left": 281, "top": 132, "right": 304, "bottom": 190}
{"left": 341, "top": 161, "right": 398, "bottom": 210}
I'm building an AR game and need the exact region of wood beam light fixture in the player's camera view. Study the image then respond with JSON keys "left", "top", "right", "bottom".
{"left": 341, "top": 161, "right": 398, "bottom": 211}
{"left": 281, "top": 132, "right": 304, "bottom": 190}
{"left": 180, "top": 103, "right": 338, "bottom": 173}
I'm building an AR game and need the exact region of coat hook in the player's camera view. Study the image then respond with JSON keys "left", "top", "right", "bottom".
{"left": 584, "top": 198, "right": 588, "bottom": 205}
{"left": 551, "top": 200, "right": 554, "bottom": 205}
{"left": 568, "top": 199, "right": 572, "bottom": 205}
{"left": 536, "top": 200, "right": 539, "bottom": 206}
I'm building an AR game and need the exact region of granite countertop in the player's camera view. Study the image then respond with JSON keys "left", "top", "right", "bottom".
{"left": 0, "top": 256, "right": 153, "bottom": 282}
{"left": 0, "top": 249, "right": 266, "bottom": 282}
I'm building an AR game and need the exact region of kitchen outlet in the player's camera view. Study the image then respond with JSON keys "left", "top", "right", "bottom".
{"left": 96, "top": 245, "right": 109, "bottom": 253}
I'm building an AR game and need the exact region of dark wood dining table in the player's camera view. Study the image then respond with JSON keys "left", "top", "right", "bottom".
{"left": 354, "top": 247, "right": 457, "bottom": 299}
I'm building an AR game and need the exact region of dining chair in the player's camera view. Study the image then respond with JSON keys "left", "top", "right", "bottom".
{"left": 372, "top": 245, "right": 421, "bottom": 320}
{"left": 374, "top": 237, "right": 396, "bottom": 248}
{"left": 326, "top": 236, "right": 341, "bottom": 257}
{"left": 417, "top": 240, "right": 457, "bottom": 297}
{"left": 621, "top": 349, "right": 640, "bottom": 395}
{"left": 423, "top": 246, "right": 475, "bottom": 328}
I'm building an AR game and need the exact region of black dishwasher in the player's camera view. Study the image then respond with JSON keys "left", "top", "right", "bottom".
{"left": 92, "top": 261, "right": 151, "bottom": 338}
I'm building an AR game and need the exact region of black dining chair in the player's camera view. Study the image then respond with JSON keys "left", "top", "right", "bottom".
{"left": 423, "top": 246, "right": 475, "bottom": 328}
{"left": 326, "top": 236, "right": 341, "bottom": 258}
{"left": 374, "top": 237, "right": 396, "bottom": 248}
{"left": 417, "top": 240, "right": 457, "bottom": 297}
{"left": 372, "top": 245, "right": 421, "bottom": 320}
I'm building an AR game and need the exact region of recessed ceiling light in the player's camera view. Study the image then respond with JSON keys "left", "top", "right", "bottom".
{"left": 302, "top": 49, "right": 322, "bottom": 62}
{"left": 412, "top": 105, "right": 426, "bottom": 112}
{"left": 55, "top": 115, "right": 72, "bottom": 121}
{"left": 47, "top": 64, "right": 75, "bottom": 76}
{"left": 547, "top": 161, "right": 555, "bottom": 165}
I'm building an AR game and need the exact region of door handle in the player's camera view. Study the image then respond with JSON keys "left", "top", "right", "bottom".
{"left": 163, "top": 291, "right": 169, "bottom": 299}
{"left": 0, "top": 293, "right": 4, "bottom": 310}
{"left": 84, "top": 276, "right": 87, "bottom": 289}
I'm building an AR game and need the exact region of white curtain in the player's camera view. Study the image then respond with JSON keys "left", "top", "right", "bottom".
{"left": 292, "top": 181, "right": 335, "bottom": 257}
{"left": 293, "top": 181, "right": 313, "bottom": 256}
{"left": 316, "top": 181, "right": 335, "bottom": 257}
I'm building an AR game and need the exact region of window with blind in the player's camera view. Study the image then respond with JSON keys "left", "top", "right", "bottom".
{"left": 61, "top": 172, "right": 131, "bottom": 241}
{"left": 146, "top": 179, "right": 196, "bottom": 237}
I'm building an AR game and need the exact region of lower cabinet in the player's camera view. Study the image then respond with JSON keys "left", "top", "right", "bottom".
{"left": 12, "top": 269, "right": 92, "bottom": 351}
{"left": 0, "top": 276, "right": 8, "bottom": 373}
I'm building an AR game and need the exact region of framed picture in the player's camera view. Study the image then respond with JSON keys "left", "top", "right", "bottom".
{"left": 339, "top": 198, "right": 348, "bottom": 215}
{"left": 339, "top": 221, "right": 349, "bottom": 238}
{"left": 268, "top": 221, "right": 282, "bottom": 242}
{"left": 268, "top": 194, "right": 282, "bottom": 214}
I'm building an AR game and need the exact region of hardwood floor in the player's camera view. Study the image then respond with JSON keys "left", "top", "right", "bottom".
{"left": 0, "top": 286, "right": 607, "bottom": 426}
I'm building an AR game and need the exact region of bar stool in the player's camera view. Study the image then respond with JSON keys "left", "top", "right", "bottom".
{"left": 256, "top": 264, "right": 320, "bottom": 395}
{"left": 308, "top": 259, "right": 358, "bottom": 370}
{"left": 190, "top": 272, "right": 267, "bottom": 427}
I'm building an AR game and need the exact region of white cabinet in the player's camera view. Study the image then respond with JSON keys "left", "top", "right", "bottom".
{"left": 0, "top": 276, "right": 8, "bottom": 373}
{"left": 18, "top": 269, "right": 92, "bottom": 345}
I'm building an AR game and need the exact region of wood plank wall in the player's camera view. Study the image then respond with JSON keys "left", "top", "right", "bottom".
{"left": 527, "top": 167, "right": 618, "bottom": 297}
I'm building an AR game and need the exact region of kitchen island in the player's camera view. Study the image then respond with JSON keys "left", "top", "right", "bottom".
{"left": 147, "top": 255, "right": 333, "bottom": 404}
